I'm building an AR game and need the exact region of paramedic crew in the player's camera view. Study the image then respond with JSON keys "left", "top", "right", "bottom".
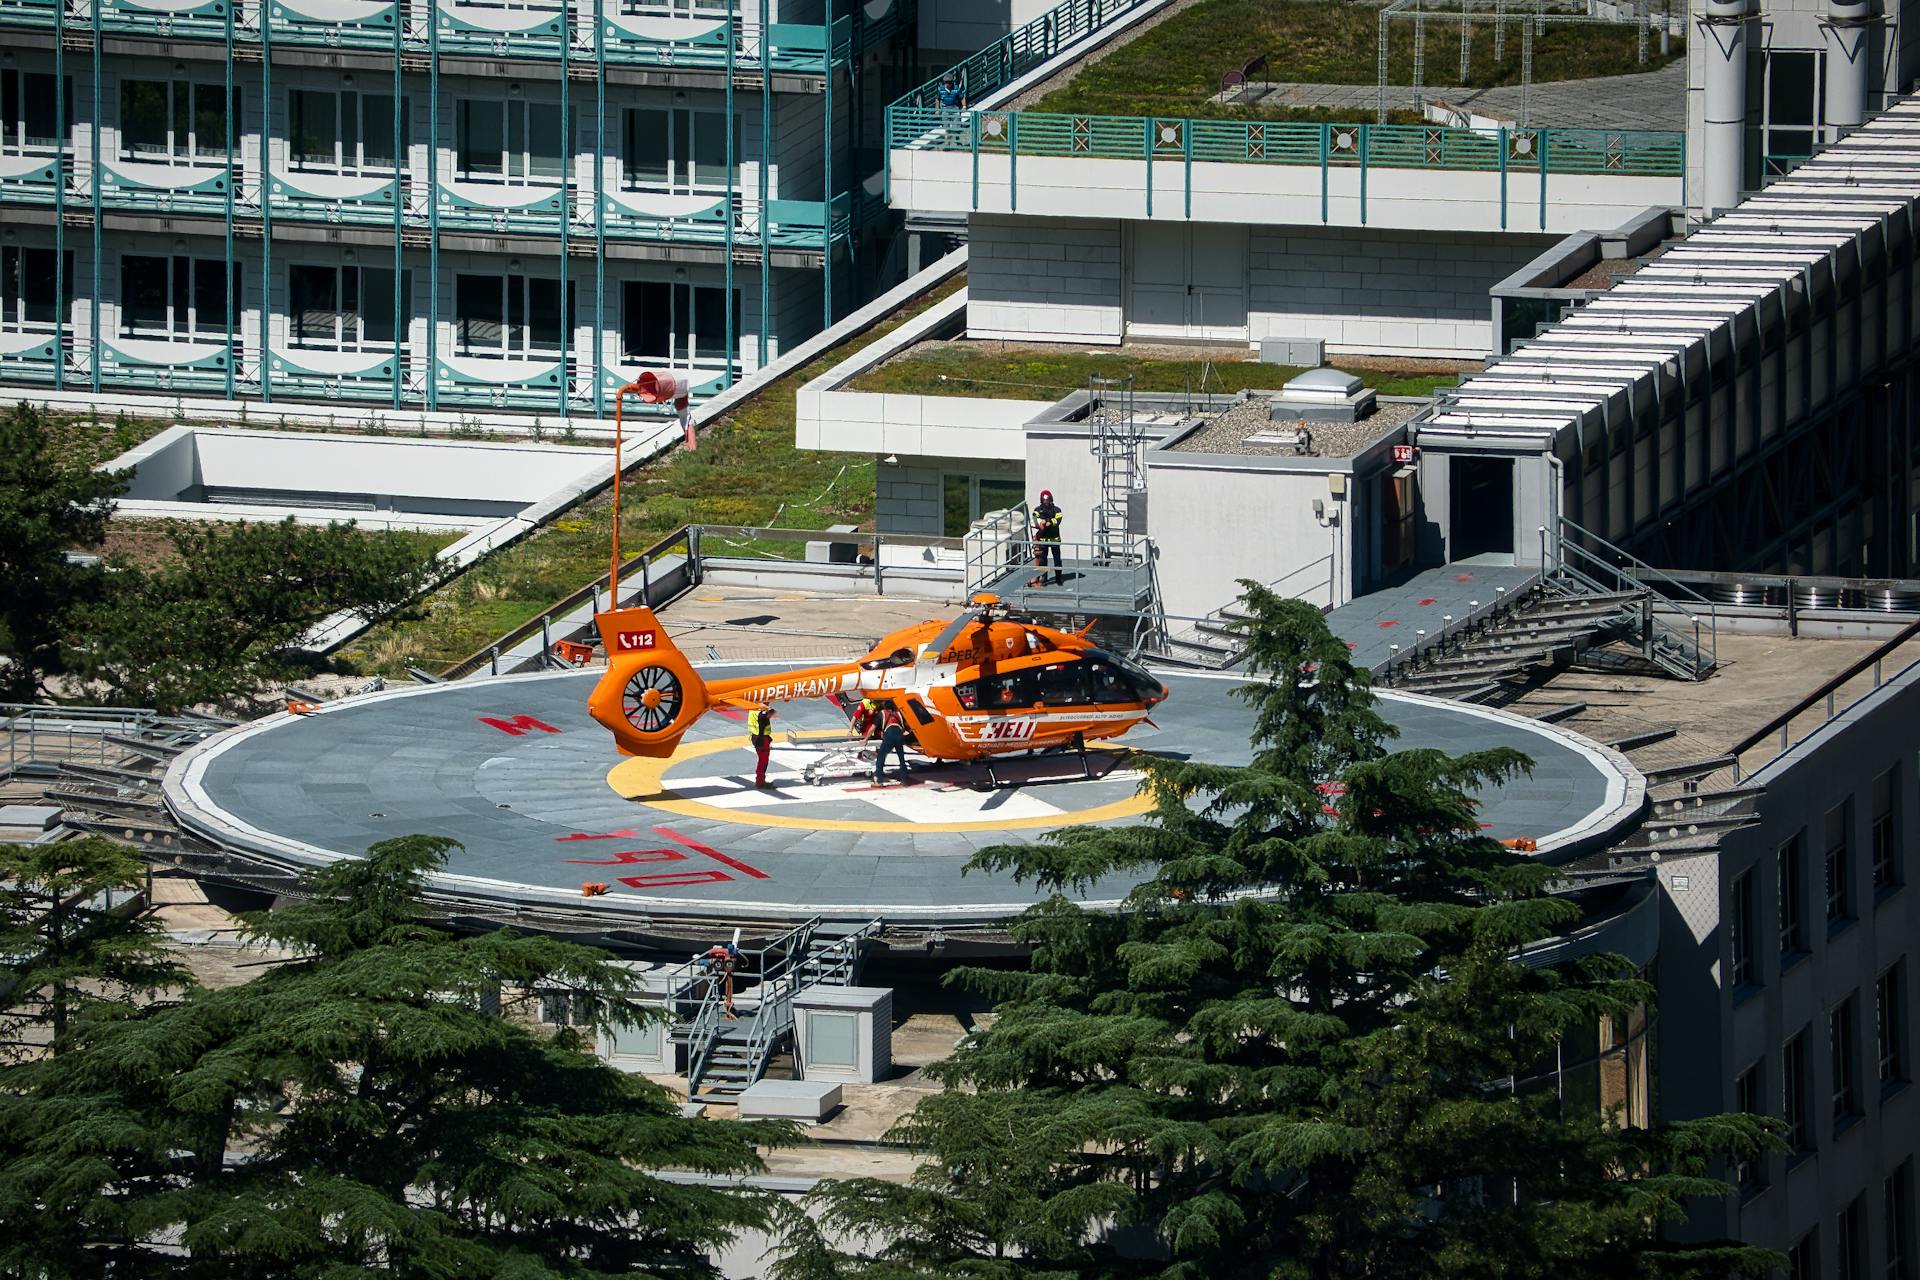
{"left": 749, "top": 704, "right": 775, "bottom": 787}
{"left": 873, "top": 704, "right": 912, "bottom": 786}
{"left": 1031, "top": 489, "right": 1064, "bottom": 586}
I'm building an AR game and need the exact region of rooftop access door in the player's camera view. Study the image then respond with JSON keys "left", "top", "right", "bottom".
{"left": 1126, "top": 223, "right": 1247, "bottom": 343}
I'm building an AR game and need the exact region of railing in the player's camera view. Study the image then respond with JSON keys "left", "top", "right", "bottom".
{"left": 1375, "top": 574, "right": 1542, "bottom": 683}
{"left": 890, "top": 0, "right": 1157, "bottom": 117}
{"left": 963, "top": 514, "right": 1156, "bottom": 614}
{"left": 438, "top": 526, "right": 696, "bottom": 680}
{"left": 0, "top": 0, "right": 868, "bottom": 72}
{"left": 1543, "top": 516, "right": 1717, "bottom": 679}
{"left": 887, "top": 108, "right": 1686, "bottom": 179}
{"left": 1731, "top": 618, "right": 1920, "bottom": 781}
{"left": 0, "top": 704, "right": 230, "bottom": 781}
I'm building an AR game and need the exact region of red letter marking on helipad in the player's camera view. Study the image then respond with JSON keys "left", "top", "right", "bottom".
{"left": 479, "top": 714, "right": 561, "bottom": 736}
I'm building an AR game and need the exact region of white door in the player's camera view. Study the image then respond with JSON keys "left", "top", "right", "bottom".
{"left": 1126, "top": 223, "right": 1247, "bottom": 341}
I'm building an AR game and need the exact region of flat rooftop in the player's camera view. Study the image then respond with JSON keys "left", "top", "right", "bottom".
{"left": 1165, "top": 395, "right": 1419, "bottom": 458}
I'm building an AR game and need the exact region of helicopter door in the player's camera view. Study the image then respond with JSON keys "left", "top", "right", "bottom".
{"left": 1035, "top": 663, "right": 1092, "bottom": 706}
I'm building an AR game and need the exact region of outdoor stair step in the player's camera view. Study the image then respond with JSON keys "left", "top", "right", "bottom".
{"left": 1640, "top": 755, "right": 1738, "bottom": 786}
{"left": 1418, "top": 645, "right": 1559, "bottom": 672}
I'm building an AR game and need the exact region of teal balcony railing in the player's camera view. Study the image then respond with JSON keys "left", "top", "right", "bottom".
{"left": 267, "top": 170, "right": 403, "bottom": 225}
{"left": 0, "top": 155, "right": 62, "bottom": 205}
{"left": 890, "top": 0, "right": 1155, "bottom": 117}
{"left": 889, "top": 109, "right": 1684, "bottom": 178}
{"left": 0, "top": 0, "right": 881, "bottom": 74}
{"left": 98, "top": 159, "right": 237, "bottom": 216}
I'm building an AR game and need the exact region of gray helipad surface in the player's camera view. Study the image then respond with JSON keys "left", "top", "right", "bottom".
{"left": 165, "top": 665, "right": 1642, "bottom": 927}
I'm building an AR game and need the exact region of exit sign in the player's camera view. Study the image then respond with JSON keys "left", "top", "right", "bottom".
{"left": 1392, "top": 444, "right": 1417, "bottom": 463}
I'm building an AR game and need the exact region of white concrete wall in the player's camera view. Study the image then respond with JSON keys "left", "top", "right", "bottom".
{"left": 917, "top": 0, "right": 1060, "bottom": 55}
{"left": 966, "top": 215, "right": 1123, "bottom": 343}
{"left": 1250, "top": 227, "right": 1556, "bottom": 358}
{"left": 809, "top": 390, "right": 1047, "bottom": 459}
{"left": 893, "top": 148, "right": 1684, "bottom": 236}
{"left": 1145, "top": 456, "right": 1351, "bottom": 616}
{"left": 967, "top": 217, "right": 1552, "bottom": 357}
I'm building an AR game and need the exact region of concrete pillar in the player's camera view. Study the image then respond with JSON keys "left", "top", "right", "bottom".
{"left": 1821, "top": 0, "right": 1874, "bottom": 136}
{"left": 1700, "top": 0, "right": 1754, "bottom": 215}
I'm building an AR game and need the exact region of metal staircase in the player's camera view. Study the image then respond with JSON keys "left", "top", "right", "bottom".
{"left": 1542, "top": 517, "right": 1717, "bottom": 681}
{"left": 671, "top": 918, "right": 882, "bottom": 1102}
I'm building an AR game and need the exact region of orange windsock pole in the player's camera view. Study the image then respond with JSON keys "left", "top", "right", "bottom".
{"left": 610, "top": 381, "right": 639, "bottom": 600}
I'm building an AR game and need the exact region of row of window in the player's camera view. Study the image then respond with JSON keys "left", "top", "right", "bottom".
{"left": 0, "top": 246, "right": 739, "bottom": 363}
{"left": 1781, "top": 1164, "right": 1913, "bottom": 1280}
{"left": 1729, "top": 766, "right": 1904, "bottom": 990}
{"left": 1737, "top": 962, "right": 1907, "bottom": 1170}
{"left": 4, "top": 73, "right": 743, "bottom": 193}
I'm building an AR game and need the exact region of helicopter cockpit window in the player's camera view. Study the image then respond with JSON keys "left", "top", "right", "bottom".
{"left": 1086, "top": 660, "right": 1128, "bottom": 702}
{"left": 1036, "top": 663, "right": 1091, "bottom": 706}
{"left": 1086, "top": 648, "right": 1162, "bottom": 701}
{"left": 859, "top": 646, "right": 916, "bottom": 671}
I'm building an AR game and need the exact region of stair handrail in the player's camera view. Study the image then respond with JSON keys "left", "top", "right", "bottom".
{"left": 1547, "top": 517, "right": 1717, "bottom": 677}
{"left": 676, "top": 966, "right": 729, "bottom": 1095}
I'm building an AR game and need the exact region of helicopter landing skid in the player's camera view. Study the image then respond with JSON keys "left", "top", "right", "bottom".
{"left": 967, "top": 734, "right": 1104, "bottom": 790}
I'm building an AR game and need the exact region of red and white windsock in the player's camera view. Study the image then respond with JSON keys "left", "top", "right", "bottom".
{"left": 634, "top": 370, "right": 696, "bottom": 451}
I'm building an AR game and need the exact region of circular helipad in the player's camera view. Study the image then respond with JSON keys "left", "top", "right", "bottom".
{"left": 164, "top": 665, "right": 1643, "bottom": 931}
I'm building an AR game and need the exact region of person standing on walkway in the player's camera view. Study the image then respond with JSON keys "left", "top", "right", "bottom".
{"left": 872, "top": 703, "right": 912, "bottom": 786}
{"left": 1030, "top": 489, "right": 1065, "bottom": 587}
{"left": 749, "top": 705, "right": 775, "bottom": 787}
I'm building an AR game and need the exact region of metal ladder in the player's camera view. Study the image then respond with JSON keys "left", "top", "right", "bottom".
{"left": 1087, "top": 374, "right": 1145, "bottom": 562}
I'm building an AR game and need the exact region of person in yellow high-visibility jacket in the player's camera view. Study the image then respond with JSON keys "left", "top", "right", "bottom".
{"left": 749, "top": 705, "right": 775, "bottom": 787}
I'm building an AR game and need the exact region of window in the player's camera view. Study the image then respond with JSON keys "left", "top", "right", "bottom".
{"left": 941, "top": 474, "right": 1027, "bottom": 538}
{"left": 1748, "top": 50, "right": 1818, "bottom": 185}
{"left": 289, "top": 265, "right": 410, "bottom": 349}
{"left": 624, "top": 106, "right": 734, "bottom": 190}
{"left": 455, "top": 274, "right": 572, "bottom": 357}
{"left": 120, "top": 255, "right": 241, "bottom": 341}
{"left": 621, "top": 280, "right": 737, "bottom": 366}
{"left": 1873, "top": 767, "right": 1901, "bottom": 893}
{"left": 1, "top": 70, "right": 71, "bottom": 151}
{"left": 1035, "top": 662, "right": 1092, "bottom": 707}
{"left": 538, "top": 989, "right": 589, "bottom": 1025}
{"left": 120, "top": 79, "right": 237, "bottom": 162}
{"left": 1839, "top": 1197, "right": 1867, "bottom": 1280}
{"left": 456, "top": 98, "right": 562, "bottom": 181}
{"left": 1890, "top": 1163, "right": 1914, "bottom": 1280}
{"left": 1783, "top": 1030, "right": 1811, "bottom": 1152}
{"left": 0, "top": 247, "right": 73, "bottom": 329}
{"left": 1827, "top": 803, "right": 1853, "bottom": 927}
{"left": 1832, "top": 996, "right": 1860, "bottom": 1125}
{"left": 1789, "top": 1231, "right": 1818, "bottom": 1280}
{"left": 1880, "top": 963, "right": 1908, "bottom": 1086}
{"left": 628, "top": 0, "right": 739, "bottom": 17}
{"left": 1730, "top": 869, "right": 1758, "bottom": 989}
{"left": 289, "top": 89, "right": 402, "bottom": 170}
{"left": 1734, "top": 1062, "right": 1766, "bottom": 1189}
{"left": 1781, "top": 832, "right": 1808, "bottom": 956}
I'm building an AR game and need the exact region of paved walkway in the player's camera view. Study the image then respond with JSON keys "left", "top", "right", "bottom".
{"left": 1221, "top": 59, "right": 1684, "bottom": 131}
{"left": 1327, "top": 560, "right": 1538, "bottom": 673}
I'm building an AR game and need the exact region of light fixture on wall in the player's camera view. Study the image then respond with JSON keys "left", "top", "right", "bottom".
{"left": 672, "top": 266, "right": 687, "bottom": 280}
{"left": 343, "top": 247, "right": 356, "bottom": 262}
{"left": 342, "top": 73, "right": 355, "bottom": 87}
{"left": 508, "top": 258, "right": 522, "bottom": 270}
{"left": 883, "top": 454, "right": 898, "bottom": 465}
{"left": 174, "top": 62, "right": 187, "bottom": 73}
{"left": 508, "top": 82, "right": 522, "bottom": 98}
{"left": 673, "top": 90, "right": 688, "bottom": 104}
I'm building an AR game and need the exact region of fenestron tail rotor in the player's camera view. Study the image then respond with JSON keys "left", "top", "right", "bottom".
{"left": 588, "top": 606, "right": 710, "bottom": 757}
{"left": 622, "top": 664, "right": 684, "bottom": 734}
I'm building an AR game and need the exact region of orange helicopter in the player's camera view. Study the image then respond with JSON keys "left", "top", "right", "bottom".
{"left": 584, "top": 593, "right": 1169, "bottom": 767}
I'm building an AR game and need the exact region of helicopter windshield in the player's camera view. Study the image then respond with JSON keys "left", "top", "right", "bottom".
{"left": 1085, "top": 648, "right": 1166, "bottom": 703}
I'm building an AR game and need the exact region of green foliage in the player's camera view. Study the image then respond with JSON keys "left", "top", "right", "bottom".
{"left": 0, "top": 837, "right": 193, "bottom": 1059}
{"left": 790, "top": 589, "right": 1781, "bottom": 1280}
{"left": 343, "top": 276, "right": 964, "bottom": 676}
{"left": 847, "top": 348, "right": 1465, "bottom": 403}
{"left": 1029, "top": 0, "right": 1684, "bottom": 120}
{"left": 64, "top": 517, "right": 437, "bottom": 713}
{"left": 0, "top": 403, "right": 125, "bottom": 701}
{"left": 0, "top": 835, "right": 791, "bottom": 1277}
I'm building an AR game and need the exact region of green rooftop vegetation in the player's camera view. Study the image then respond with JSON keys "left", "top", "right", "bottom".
{"left": 340, "top": 276, "right": 964, "bottom": 678}
{"left": 847, "top": 343, "right": 1469, "bottom": 402}
{"left": 1029, "top": 0, "right": 1683, "bottom": 121}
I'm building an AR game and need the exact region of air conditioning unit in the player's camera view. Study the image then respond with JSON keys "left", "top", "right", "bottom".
{"left": 1258, "top": 337, "right": 1325, "bottom": 367}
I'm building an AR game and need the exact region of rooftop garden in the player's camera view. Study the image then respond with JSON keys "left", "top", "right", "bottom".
{"left": 1028, "top": 0, "right": 1682, "bottom": 122}
{"left": 339, "top": 275, "right": 965, "bottom": 678}
{"left": 847, "top": 342, "right": 1471, "bottom": 401}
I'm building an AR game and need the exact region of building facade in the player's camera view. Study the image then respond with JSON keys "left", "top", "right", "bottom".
{"left": 0, "top": 0, "right": 923, "bottom": 419}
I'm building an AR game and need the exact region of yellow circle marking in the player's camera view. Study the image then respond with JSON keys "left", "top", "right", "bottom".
{"left": 607, "top": 730, "right": 1155, "bottom": 834}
